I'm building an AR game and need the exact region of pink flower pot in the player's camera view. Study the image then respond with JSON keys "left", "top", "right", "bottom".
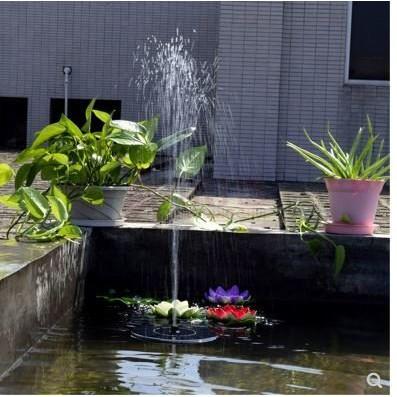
{"left": 324, "top": 178, "right": 384, "bottom": 235}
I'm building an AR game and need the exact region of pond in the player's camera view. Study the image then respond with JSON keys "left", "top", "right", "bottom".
{"left": 0, "top": 301, "right": 389, "bottom": 395}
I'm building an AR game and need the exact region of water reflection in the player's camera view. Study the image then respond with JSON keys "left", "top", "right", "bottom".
{"left": 0, "top": 304, "right": 389, "bottom": 395}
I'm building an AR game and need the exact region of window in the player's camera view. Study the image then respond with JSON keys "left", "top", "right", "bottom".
{"left": 50, "top": 99, "right": 122, "bottom": 131}
{"left": 0, "top": 97, "right": 28, "bottom": 150}
{"left": 346, "top": 1, "right": 389, "bottom": 84}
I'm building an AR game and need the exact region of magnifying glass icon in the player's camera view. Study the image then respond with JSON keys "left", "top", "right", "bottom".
{"left": 367, "top": 372, "right": 383, "bottom": 388}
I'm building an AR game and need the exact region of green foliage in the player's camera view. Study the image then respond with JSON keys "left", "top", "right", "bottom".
{"left": 176, "top": 146, "right": 207, "bottom": 179}
{"left": 294, "top": 204, "right": 347, "bottom": 278}
{"left": 97, "top": 294, "right": 160, "bottom": 307}
{"left": 0, "top": 99, "right": 203, "bottom": 242}
{"left": 0, "top": 164, "right": 13, "bottom": 186}
{"left": 287, "top": 116, "right": 389, "bottom": 180}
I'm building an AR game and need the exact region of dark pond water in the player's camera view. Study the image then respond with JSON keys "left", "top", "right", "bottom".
{"left": 0, "top": 302, "right": 389, "bottom": 395}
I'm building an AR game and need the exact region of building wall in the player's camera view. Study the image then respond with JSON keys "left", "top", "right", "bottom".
{"left": 0, "top": 1, "right": 389, "bottom": 182}
{"left": 213, "top": 1, "right": 284, "bottom": 180}
{"left": 214, "top": 1, "right": 389, "bottom": 181}
{"left": 276, "top": 1, "right": 389, "bottom": 181}
{"left": 0, "top": 1, "right": 219, "bottom": 143}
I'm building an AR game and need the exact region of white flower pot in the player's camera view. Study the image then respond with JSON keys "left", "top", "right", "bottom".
{"left": 69, "top": 186, "right": 129, "bottom": 227}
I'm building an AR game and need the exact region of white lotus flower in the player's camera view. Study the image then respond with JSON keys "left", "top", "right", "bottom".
{"left": 151, "top": 300, "right": 202, "bottom": 319}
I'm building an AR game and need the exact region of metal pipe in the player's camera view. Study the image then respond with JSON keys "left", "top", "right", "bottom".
{"left": 63, "top": 66, "right": 72, "bottom": 116}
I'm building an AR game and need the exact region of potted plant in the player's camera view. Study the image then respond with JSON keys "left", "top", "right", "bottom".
{"left": 287, "top": 116, "right": 389, "bottom": 235}
{"left": 3, "top": 99, "right": 195, "bottom": 228}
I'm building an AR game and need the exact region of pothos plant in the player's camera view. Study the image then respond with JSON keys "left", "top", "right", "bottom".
{"left": 0, "top": 99, "right": 200, "bottom": 241}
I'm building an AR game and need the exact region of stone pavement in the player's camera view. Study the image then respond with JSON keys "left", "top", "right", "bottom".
{"left": 0, "top": 151, "right": 390, "bottom": 236}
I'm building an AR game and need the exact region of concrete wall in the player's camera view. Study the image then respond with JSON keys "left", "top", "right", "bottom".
{"left": 86, "top": 227, "right": 389, "bottom": 307}
{"left": 0, "top": 239, "right": 86, "bottom": 377}
{"left": 0, "top": 1, "right": 389, "bottom": 181}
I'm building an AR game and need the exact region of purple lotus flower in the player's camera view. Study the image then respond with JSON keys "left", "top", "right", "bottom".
{"left": 204, "top": 285, "right": 250, "bottom": 305}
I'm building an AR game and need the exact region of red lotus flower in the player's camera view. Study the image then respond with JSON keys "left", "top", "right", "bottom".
{"left": 207, "top": 305, "right": 257, "bottom": 326}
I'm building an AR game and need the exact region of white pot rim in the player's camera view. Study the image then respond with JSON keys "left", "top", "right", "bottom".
{"left": 62, "top": 184, "right": 130, "bottom": 190}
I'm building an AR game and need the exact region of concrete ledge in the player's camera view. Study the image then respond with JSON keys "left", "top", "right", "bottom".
{"left": 86, "top": 227, "right": 389, "bottom": 307}
{"left": 0, "top": 239, "right": 86, "bottom": 377}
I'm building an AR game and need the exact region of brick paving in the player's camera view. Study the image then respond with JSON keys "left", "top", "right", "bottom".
{"left": 0, "top": 151, "right": 390, "bottom": 236}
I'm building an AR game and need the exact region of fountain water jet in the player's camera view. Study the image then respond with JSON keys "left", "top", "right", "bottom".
{"left": 129, "top": 32, "right": 218, "bottom": 343}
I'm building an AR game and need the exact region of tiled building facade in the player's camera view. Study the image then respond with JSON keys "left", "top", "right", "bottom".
{"left": 0, "top": 1, "right": 389, "bottom": 181}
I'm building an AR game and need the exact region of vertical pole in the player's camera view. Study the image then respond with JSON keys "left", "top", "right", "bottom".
{"left": 63, "top": 66, "right": 72, "bottom": 117}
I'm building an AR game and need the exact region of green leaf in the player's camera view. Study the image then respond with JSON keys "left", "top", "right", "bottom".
{"left": 69, "top": 164, "right": 88, "bottom": 185}
{"left": 15, "top": 163, "right": 33, "bottom": 189}
{"left": 129, "top": 143, "right": 157, "bottom": 169}
{"left": 19, "top": 187, "right": 49, "bottom": 220}
{"left": 92, "top": 109, "right": 111, "bottom": 124}
{"left": 58, "top": 224, "right": 82, "bottom": 240}
{"left": 60, "top": 114, "right": 83, "bottom": 139}
{"left": 15, "top": 148, "right": 46, "bottom": 163}
{"left": 176, "top": 146, "right": 207, "bottom": 179}
{"left": 0, "top": 163, "right": 14, "bottom": 186}
{"left": 139, "top": 116, "right": 159, "bottom": 140}
{"left": 306, "top": 238, "right": 323, "bottom": 256}
{"left": 41, "top": 165, "right": 60, "bottom": 181}
{"left": 0, "top": 194, "right": 21, "bottom": 210}
{"left": 99, "top": 161, "right": 121, "bottom": 176}
{"left": 43, "top": 153, "right": 69, "bottom": 166}
{"left": 25, "top": 163, "right": 42, "bottom": 186}
{"left": 47, "top": 195, "right": 69, "bottom": 222}
{"left": 339, "top": 214, "right": 352, "bottom": 224}
{"left": 81, "top": 186, "right": 104, "bottom": 205}
{"left": 50, "top": 184, "right": 71, "bottom": 211}
{"left": 110, "top": 120, "right": 143, "bottom": 133}
{"left": 31, "top": 123, "right": 66, "bottom": 148}
{"left": 157, "top": 200, "right": 172, "bottom": 222}
{"left": 81, "top": 98, "right": 96, "bottom": 133}
{"left": 157, "top": 128, "right": 193, "bottom": 151}
{"left": 334, "top": 245, "right": 346, "bottom": 277}
{"left": 108, "top": 130, "right": 147, "bottom": 146}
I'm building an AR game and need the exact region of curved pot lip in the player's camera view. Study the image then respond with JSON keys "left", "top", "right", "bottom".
{"left": 61, "top": 184, "right": 130, "bottom": 190}
{"left": 324, "top": 177, "right": 385, "bottom": 185}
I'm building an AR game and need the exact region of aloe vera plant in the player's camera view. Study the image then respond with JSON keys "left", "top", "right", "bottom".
{"left": 286, "top": 116, "right": 389, "bottom": 181}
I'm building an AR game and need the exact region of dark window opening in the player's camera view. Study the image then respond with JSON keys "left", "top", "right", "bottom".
{"left": 50, "top": 99, "right": 122, "bottom": 131}
{"left": 0, "top": 97, "right": 28, "bottom": 150}
{"left": 349, "top": 1, "right": 389, "bottom": 81}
